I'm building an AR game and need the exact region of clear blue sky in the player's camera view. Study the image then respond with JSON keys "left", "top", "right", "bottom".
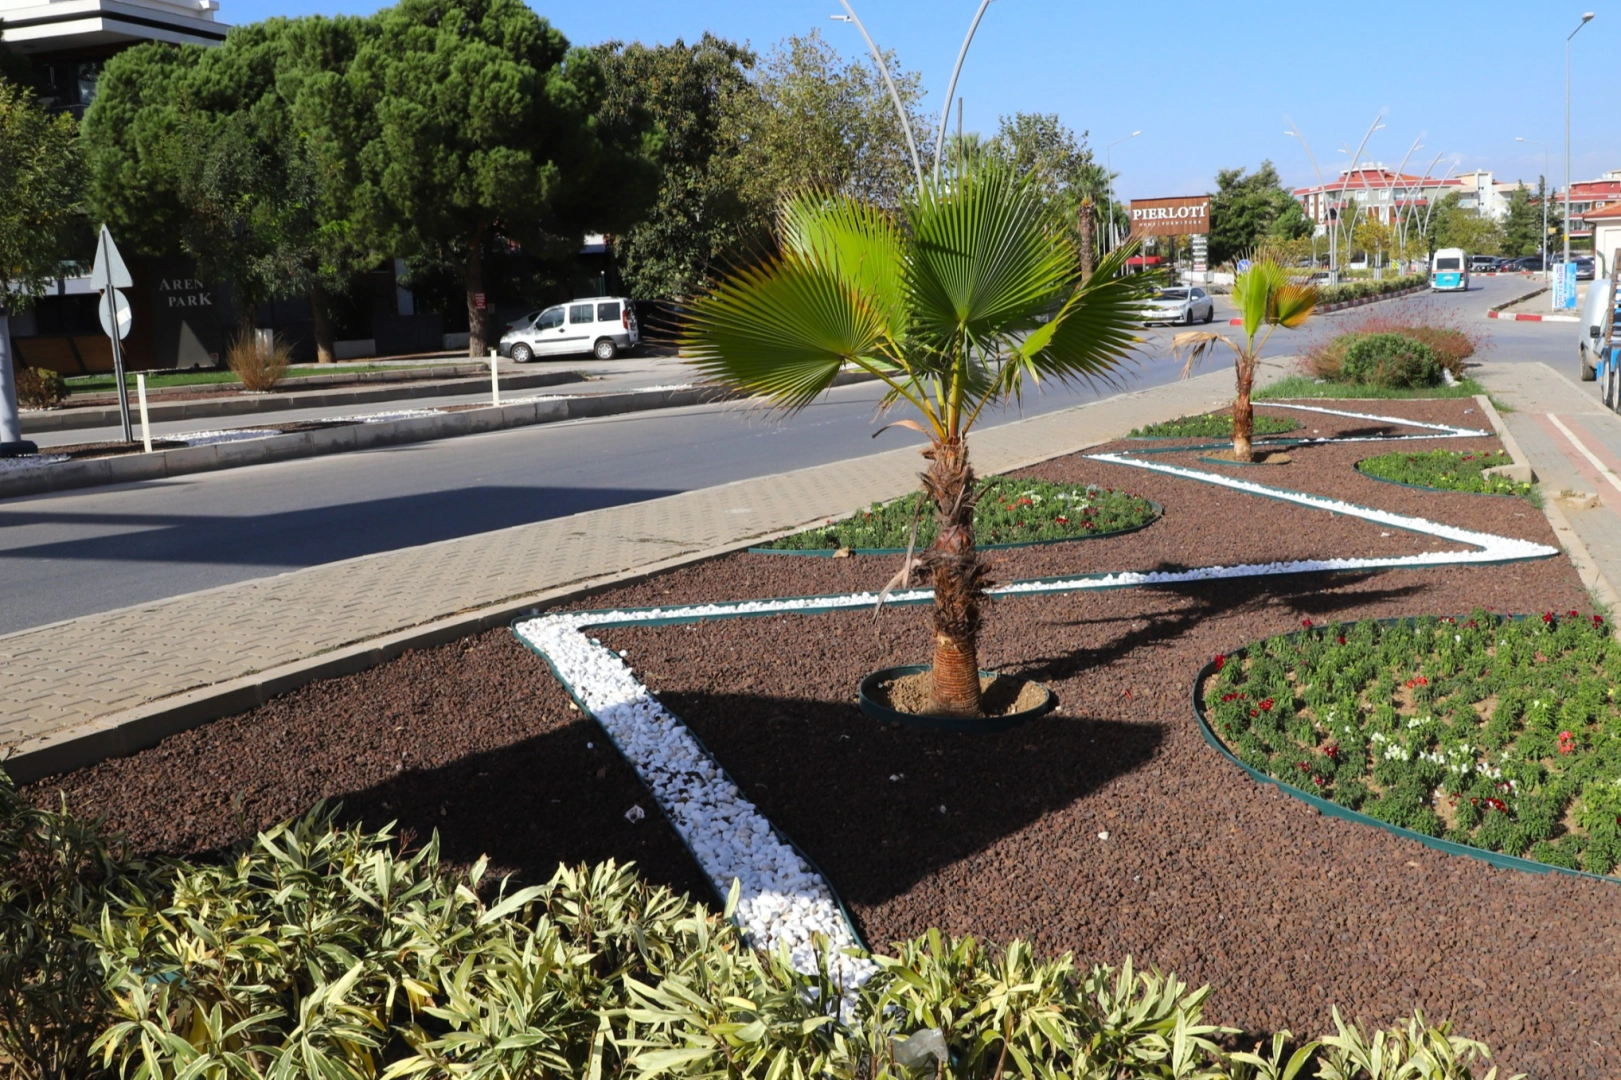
{"left": 223, "top": 0, "right": 1619, "bottom": 198}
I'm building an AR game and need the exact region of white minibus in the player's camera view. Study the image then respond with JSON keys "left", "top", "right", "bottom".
{"left": 1430, "top": 248, "right": 1469, "bottom": 291}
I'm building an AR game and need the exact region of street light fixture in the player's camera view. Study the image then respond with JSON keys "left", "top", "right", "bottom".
{"left": 933, "top": 0, "right": 996, "bottom": 181}
{"left": 1517, "top": 136, "right": 1551, "bottom": 275}
{"left": 1104, "top": 130, "right": 1141, "bottom": 251}
{"left": 830, "top": 4, "right": 923, "bottom": 186}
{"left": 1565, "top": 12, "right": 1595, "bottom": 272}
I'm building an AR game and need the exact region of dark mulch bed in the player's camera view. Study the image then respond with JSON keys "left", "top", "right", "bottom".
{"left": 27, "top": 397, "right": 1616, "bottom": 1076}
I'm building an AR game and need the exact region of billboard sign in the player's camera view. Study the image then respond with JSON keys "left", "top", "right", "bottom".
{"left": 1129, "top": 196, "right": 1211, "bottom": 237}
{"left": 1553, "top": 262, "right": 1577, "bottom": 310}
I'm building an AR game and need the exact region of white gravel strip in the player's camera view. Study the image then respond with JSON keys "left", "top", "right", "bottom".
{"left": 0, "top": 453, "right": 71, "bottom": 471}
{"left": 1260, "top": 401, "right": 1490, "bottom": 437}
{"left": 177, "top": 429, "right": 273, "bottom": 446}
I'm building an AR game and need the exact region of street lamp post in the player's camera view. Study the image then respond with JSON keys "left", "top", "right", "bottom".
{"left": 1284, "top": 121, "right": 1330, "bottom": 269}
{"left": 1566, "top": 12, "right": 1595, "bottom": 269}
{"left": 1105, "top": 130, "right": 1141, "bottom": 252}
{"left": 830, "top": 4, "right": 923, "bottom": 186}
{"left": 1516, "top": 136, "right": 1550, "bottom": 277}
{"left": 933, "top": 0, "right": 995, "bottom": 181}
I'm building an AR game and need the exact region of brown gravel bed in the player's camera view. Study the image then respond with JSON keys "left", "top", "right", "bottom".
{"left": 24, "top": 397, "right": 1614, "bottom": 1076}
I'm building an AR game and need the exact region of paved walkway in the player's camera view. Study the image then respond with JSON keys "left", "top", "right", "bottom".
{"left": 1474, "top": 360, "right": 1621, "bottom": 609}
{"left": 1, "top": 362, "right": 1288, "bottom": 778}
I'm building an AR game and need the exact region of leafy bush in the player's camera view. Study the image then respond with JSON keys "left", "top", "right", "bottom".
{"left": 1130, "top": 412, "right": 1298, "bottom": 439}
{"left": 1338, "top": 333, "right": 1442, "bottom": 388}
{"left": 1358, "top": 449, "right": 1536, "bottom": 501}
{"left": 1305, "top": 300, "right": 1485, "bottom": 384}
{"left": 765, "top": 478, "right": 1156, "bottom": 551}
{"left": 226, "top": 333, "right": 291, "bottom": 392}
{"left": 0, "top": 772, "right": 1526, "bottom": 1079}
{"left": 1315, "top": 274, "right": 1425, "bottom": 307}
{"left": 1206, "top": 611, "right": 1621, "bottom": 875}
{"left": 14, "top": 366, "right": 66, "bottom": 410}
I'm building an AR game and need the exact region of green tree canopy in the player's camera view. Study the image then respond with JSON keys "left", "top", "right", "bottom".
{"left": 592, "top": 34, "right": 757, "bottom": 299}
{"left": 340, "top": 0, "right": 655, "bottom": 355}
{"left": 720, "top": 31, "right": 928, "bottom": 214}
{"left": 1501, "top": 181, "right": 1549, "bottom": 257}
{"left": 0, "top": 79, "right": 81, "bottom": 308}
{"left": 1427, "top": 191, "right": 1504, "bottom": 255}
{"left": 1208, "top": 161, "right": 1304, "bottom": 265}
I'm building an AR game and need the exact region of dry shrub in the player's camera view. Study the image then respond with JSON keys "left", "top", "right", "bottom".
{"left": 14, "top": 366, "right": 66, "bottom": 409}
{"left": 226, "top": 332, "right": 291, "bottom": 392}
{"left": 1304, "top": 298, "right": 1488, "bottom": 382}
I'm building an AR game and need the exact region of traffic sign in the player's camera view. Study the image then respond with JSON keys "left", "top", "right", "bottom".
{"left": 1235, "top": 258, "right": 1252, "bottom": 274}
{"left": 90, "top": 225, "right": 133, "bottom": 293}
{"left": 98, "top": 288, "right": 132, "bottom": 340}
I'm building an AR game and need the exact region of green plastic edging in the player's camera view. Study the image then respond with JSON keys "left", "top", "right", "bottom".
{"left": 857, "top": 664, "right": 1054, "bottom": 733}
{"left": 1352, "top": 459, "right": 1534, "bottom": 502}
{"left": 509, "top": 615, "right": 870, "bottom": 949}
{"left": 1189, "top": 619, "right": 1616, "bottom": 887}
{"left": 748, "top": 501, "right": 1162, "bottom": 557}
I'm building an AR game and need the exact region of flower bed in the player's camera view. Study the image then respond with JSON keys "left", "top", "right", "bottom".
{"left": 1202, "top": 612, "right": 1621, "bottom": 875}
{"left": 1127, "top": 412, "right": 1298, "bottom": 439}
{"left": 1357, "top": 449, "right": 1536, "bottom": 500}
{"left": 759, "top": 477, "right": 1157, "bottom": 551}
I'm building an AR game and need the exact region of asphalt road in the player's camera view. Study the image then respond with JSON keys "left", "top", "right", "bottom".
{"left": 0, "top": 274, "right": 1575, "bottom": 636}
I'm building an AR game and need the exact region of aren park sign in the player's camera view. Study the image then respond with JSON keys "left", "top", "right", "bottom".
{"left": 1129, "top": 196, "right": 1211, "bottom": 237}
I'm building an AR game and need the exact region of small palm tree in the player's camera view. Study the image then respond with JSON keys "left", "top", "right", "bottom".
{"left": 682, "top": 162, "right": 1152, "bottom": 716}
{"left": 1173, "top": 259, "right": 1319, "bottom": 462}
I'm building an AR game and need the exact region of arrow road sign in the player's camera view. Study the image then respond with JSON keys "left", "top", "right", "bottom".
{"left": 98, "top": 288, "right": 132, "bottom": 340}
{"left": 90, "top": 224, "right": 132, "bottom": 293}
{"left": 1235, "top": 258, "right": 1253, "bottom": 274}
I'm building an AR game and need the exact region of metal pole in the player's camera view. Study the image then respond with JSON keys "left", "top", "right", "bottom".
{"left": 1566, "top": 13, "right": 1595, "bottom": 268}
{"left": 100, "top": 229, "right": 133, "bottom": 443}
{"left": 832, "top": 3, "right": 923, "bottom": 187}
{"left": 933, "top": 0, "right": 994, "bottom": 181}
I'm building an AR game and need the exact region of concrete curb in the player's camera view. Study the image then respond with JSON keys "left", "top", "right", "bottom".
{"left": 1476, "top": 392, "right": 1621, "bottom": 626}
{"left": 0, "top": 373, "right": 870, "bottom": 501}
{"left": 2, "top": 363, "right": 1284, "bottom": 784}
{"left": 22, "top": 367, "right": 590, "bottom": 433}
{"left": 1487, "top": 310, "right": 1579, "bottom": 323}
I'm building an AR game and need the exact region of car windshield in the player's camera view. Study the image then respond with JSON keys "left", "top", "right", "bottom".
{"left": 1155, "top": 289, "right": 1188, "bottom": 300}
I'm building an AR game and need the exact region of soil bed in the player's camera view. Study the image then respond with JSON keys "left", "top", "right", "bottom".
{"left": 24, "top": 396, "right": 1614, "bottom": 1077}
{"left": 869, "top": 670, "right": 1048, "bottom": 718}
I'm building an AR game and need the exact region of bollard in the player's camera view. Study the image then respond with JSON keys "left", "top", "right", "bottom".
{"left": 136, "top": 373, "right": 152, "bottom": 453}
{"left": 489, "top": 348, "right": 500, "bottom": 407}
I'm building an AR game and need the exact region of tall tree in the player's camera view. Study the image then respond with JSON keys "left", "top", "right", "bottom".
{"left": 342, "top": 0, "right": 654, "bottom": 357}
{"left": 0, "top": 78, "right": 80, "bottom": 453}
{"left": 1426, "top": 191, "right": 1504, "bottom": 255}
{"left": 1208, "top": 161, "right": 1301, "bottom": 265}
{"left": 1501, "top": 181, "right": 1547, "bottom": 258}
{"left": 592, "top": 34, "right": 758, "bottom": 299}
{"left": 720, "top": 31, "right": 928, "bottom": 214}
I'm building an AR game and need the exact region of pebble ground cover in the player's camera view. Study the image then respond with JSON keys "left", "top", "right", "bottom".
{"left": 28, "top": 397, "right": 1619, "bottom": 1076}
{"left": 761, "top": 477, "right": 1157, "bottom": 550}
{"left": 1357, "top": 448, "right": 1537, "bottom": 500}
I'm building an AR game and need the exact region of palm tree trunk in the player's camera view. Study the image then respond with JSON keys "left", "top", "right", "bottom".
{"left": 921, "top": 438, "right": 989, "bottom": 715}
{"left": 465, "top": 229, "right": 487, "bottom": 360}
{"left": 310, "top": 278, "right": 336, "bottom": 364}
{"left": 1233, "top": 356, "right": 1256, "bottom": 462}
{"left": 1078, "top": 198, "right": 1096, "bottom": 278}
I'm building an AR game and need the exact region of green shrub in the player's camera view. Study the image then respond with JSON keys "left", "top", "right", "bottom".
{"left": 14, "top": 366, "right": 66, "bottom": 410}
{"left": 0, "top": 771, "right": 1523, "bottom": 1079}
{"left": 1357, "top": 449, "right": 1536, "bottom": 501}
{"left": 1129, "top": 413, "right": 1298, "bottom": 438}
{"left": 1339, "top": 333, "right": 1442, "bottom": 388}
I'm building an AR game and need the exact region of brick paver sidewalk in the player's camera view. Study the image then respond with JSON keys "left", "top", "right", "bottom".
{"left": 1, "top": 364, "right": 1283, "bottom": 778}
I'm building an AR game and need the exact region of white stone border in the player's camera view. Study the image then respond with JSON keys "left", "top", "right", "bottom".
{"left": 512, "top": 403, "right": 1555, "bottom": 986}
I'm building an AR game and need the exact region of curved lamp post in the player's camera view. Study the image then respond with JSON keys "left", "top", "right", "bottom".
{"left": 1104, "top": 130, "right": 1141, "bottom": 251}
{"left": 932, "top": 0, "right": 995, "bottom": 181}
{"left": 1565, "top": 12, "right": 1595, "bottom": 268}
{"left": 831, "top": 3, "right": 923, "bottom": 186}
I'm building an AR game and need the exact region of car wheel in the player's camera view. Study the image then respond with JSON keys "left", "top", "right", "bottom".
{"left": 594, "top": 338, "right": 618, "bottom": 360}
{"left": 1583, "top": 349, "right": 1598, "bottom": 381}
{"left": 1202, "top": 304, "right": 1214, "bottom": 324}
{"left": 511, "top": 342, "right": 533, "bottom": 364}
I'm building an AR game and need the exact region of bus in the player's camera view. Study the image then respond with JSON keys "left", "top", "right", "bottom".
{"left": 1430, "top": 248, "right": 1469, "bottom": 291}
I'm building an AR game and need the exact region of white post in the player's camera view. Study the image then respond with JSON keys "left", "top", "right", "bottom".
{"left": 489, "top": 348, "right": 500, "bottom": 407}
{"left": 136, "top": 373, "right": 152, "bottom": 452}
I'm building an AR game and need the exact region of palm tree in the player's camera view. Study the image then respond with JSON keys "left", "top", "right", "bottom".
{"left": 1173, "top": 259, "right": 1319, "bottom": 463}
{"left": 681, "top": 161, "right": 1152, "bottom": 716}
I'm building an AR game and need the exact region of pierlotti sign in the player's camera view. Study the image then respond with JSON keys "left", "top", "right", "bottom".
{"left": 1128, "top": 196, "right": 1212, "bottom": 237}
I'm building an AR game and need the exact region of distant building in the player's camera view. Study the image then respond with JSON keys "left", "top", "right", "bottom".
{"left": 1552, "top": 170, "right": 1621, "bottom": 248}
{"left": 1291, "top": 164, "right": 1522, "bottom": 234}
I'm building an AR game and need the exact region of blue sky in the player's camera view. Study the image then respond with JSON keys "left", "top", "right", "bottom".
{"left": 224, "top": 0, "right": 1620, "bottom": 198}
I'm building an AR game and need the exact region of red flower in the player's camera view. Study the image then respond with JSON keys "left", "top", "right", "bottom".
{"left": 1297, "top": 762, "right": 1311, "bottom": 772}
{"left": 1543, "top": 612, "right": 1555, "bottom": 623}
{"left": 1056, "top": 516, "right": 1069, "bottom": 524}
{"left": 1249, "top": 709, "right": 1259, "bottom": 717}
{"left": 1324, "top": 743, "right": 1340, "bottom": 759}
{"left": 1337, "top": 636, "right": 1347, "bottom": 645}
{"left": 1259, "top": 698, "right": 1275, "bottom": 711}
{"left": 1596, "top": 615, "right": 1606, "bottom": 628}
{"left": 1569, "top": 609, "right": 1581, "bottom": 618}
{"left": 1213, "top": 654, "right": 1225, "bottom": 671}
{"left": 1559, "top": 730, "right": 1577, "bottom": 754}
{"left": 1312, "top": 775, "right": 1327, "bottom": 787}
{"left": 1484, "top": 797, "right": 1508, "bottom": 814}
{"left": 1301, "top": 618, "right": 1314, "bottom": 629}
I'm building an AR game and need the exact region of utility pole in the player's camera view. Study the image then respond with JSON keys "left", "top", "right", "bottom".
{"left": 1566, "top": 12, "right": 1595, "bottom": 268}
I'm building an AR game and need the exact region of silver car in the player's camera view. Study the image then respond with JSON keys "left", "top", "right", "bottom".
{"left": 1142, "top": 286, "right": 1215, "bottom": 326}
{"left": 500, "top": 296, "right": 640, "bottom": 361}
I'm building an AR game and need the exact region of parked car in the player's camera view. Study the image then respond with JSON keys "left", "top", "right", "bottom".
{"left": 1468, "top": 254, "right": 1498, "bottom": 273}
{"left": 1578, "top": 274, "right": 1614, "bottom": 381}
{"left": 1504, "top": 255, "right": 1546, "bottom": 273}
{"left": 1576, "top": 256, "right": 1597, "bottom": 281}
{"left": 1141, "top": 286, "right": 1215, "bottom": 325}
{"left": 500, "top": 297, "right": 640, "bottom": 361}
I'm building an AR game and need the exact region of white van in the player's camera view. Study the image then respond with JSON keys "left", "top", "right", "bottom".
{"left": 499, "top": 297, "right": 639, "bottom": 362}
{"left": 1430, "top": 248, "right": 1469, "bottom": 291}
{"left": 1578, "top": 275, "right": 1613, "bottom": 381}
